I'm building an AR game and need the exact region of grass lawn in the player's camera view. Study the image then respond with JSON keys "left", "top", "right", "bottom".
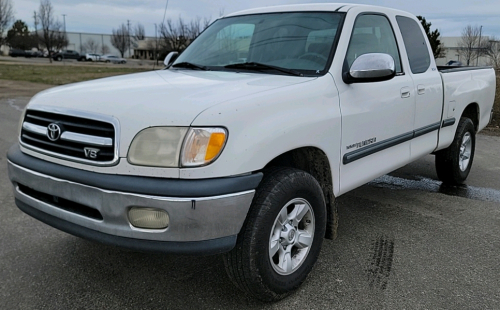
{"left": 494, "top": 75, "right": 500, "bottom": 123}
{"left": 0, "top": 62, "right": 150, "bottom": 85}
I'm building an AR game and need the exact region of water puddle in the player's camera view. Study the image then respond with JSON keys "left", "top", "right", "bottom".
{"left": 369, "top": 175, "right": 500, "bottom": 203}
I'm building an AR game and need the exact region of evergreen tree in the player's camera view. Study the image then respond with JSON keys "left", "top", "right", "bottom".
{"left": 417, "top": 16, "right": 443, "bottom": 58}
{"left": 6, "top": 20, "right": 36, "bottom": 50}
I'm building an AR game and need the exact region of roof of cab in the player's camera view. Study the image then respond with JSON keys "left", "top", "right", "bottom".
{"left": 225, "top": 3, "right": 411, "bottom": 18}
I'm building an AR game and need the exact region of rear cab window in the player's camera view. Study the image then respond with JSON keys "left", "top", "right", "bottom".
{"left": 395, "top": 16, "right": 431, "bottom": 74}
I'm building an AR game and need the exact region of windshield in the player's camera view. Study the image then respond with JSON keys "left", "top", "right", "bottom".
{"left": 172, "top": 12, "right": 344, "bottom": 76}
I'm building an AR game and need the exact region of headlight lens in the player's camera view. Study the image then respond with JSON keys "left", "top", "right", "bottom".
{"left": 181, "top": 127, "right": 227, "bottom": 167}
{"left": 128, "top": 127, "right": 227, "bottom": 167}
{"left": 128, "top": 127, "right": 188, "bottom": 167}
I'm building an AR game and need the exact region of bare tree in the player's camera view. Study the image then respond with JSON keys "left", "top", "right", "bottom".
{"left": 458, "top": 25, "right": 484, "bottom": 66}
{"left": 52, "top": 30, "right": 68, "bottom": 51}
{"left": 484, "top": 37, "right": 500, "bottom": 69}
{"left": 111, "top": 23, "right": 129, "bottom": 57}
{"left": 0, "top": 0, "right": 14, "bottom": 46}
{"left": 82, "top": 38, "right": 100, "bottom": 54}
{"left": 38, "top": 0, "right": 67, "bottom": 62}
{"left": 134, "top": 23, "right": 145, "bottom": 41}
{"left": 159, "top": 17, "right": 189, "bottom": 52}
{"left": 159, "top": 16, "right": 211, "bottom": 54}
{"left": 100, "top": 44, "right": 110, "bottom": 55}
{"left": 187, "top": 16, "right": 211, "bottom": 41}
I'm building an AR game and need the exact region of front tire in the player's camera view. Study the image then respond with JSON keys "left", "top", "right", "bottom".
{"left": 224, "top": 167, "right": 326, "bottom": 301}
{"left": 435, "top": 117, "right": 476, "bottom": 184}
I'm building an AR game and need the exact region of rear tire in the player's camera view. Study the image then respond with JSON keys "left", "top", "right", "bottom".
{"left": 435, "top": 117, "right": 476, "bottom": 185}
{"left": 223, "top": 167, "right": 326, "bottom": 301}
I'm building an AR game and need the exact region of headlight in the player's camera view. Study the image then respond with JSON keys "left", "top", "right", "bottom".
{"left": 128, "top": 127, "right": 227, "bottom": 167}
{"left": 181, "top": 128, "right": 227, "bottom": 167}
{"left": 128, "top": 127, "right": 188, "bottom": 167}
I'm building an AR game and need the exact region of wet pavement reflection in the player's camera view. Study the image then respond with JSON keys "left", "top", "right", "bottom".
{"left": 369, "top": 174, "right": 500, "bottom": 203}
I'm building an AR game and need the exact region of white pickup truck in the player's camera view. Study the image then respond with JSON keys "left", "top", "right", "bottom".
{"left": 7, "top": 3, "right": 496, "bottom": 301}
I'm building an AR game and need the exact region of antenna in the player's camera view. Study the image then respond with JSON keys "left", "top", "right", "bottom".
{"left": 153, "top": 0, "right": 169, "bottom": 70}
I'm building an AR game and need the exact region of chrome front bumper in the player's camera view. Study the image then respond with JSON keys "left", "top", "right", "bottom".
{"left": 8, "top": 160, "right": 256, "bottom": 254}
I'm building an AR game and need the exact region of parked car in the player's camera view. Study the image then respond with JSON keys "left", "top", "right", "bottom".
{"left": 445, "top": 60, "right": 463, "bottom": 66}
{"left": 99, "top": 54, "right": 127, "bottom": 64}
{"left": 7, "top": 3, "right": 496, "bottom": 302}
{"left": 85, "top": 53, "right": 102, "bottom": 61}
{"left": 52, "top": 50, "right": 86, "bottom": 61}
{"left": 8, "top": 49, "right": 26, "bottom": 57}
{"left": 24, "top": 50, "right": 43, "bottom": 58}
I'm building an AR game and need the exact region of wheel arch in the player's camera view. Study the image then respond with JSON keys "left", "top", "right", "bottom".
{"left": 264, "top": 147, "right": 337, "bottom": 240}
{"left": 461, "top": 102, "right": 480, "bottom": 131}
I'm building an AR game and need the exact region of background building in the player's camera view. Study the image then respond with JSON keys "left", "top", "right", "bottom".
{"left": 437, "top": 36, "right": 492, "bottom": 66}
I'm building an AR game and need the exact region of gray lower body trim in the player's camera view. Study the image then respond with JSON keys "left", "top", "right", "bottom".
{"left": 343, "top": 121, "right": 443, "bottom": 165}
{"left": 414, "top": 122, "right": 442, "bottom": 138}
{"left": 442, "top": 118, "right": 456, "bottom": 128}
{"left": 16, "top": 199, "right": 236, "bottom": 255}
{"left": 8, "top": 160, "right": 255, "bottom": 246}
{"left": 343, "top": 132, "right": 413, "bottom": 165}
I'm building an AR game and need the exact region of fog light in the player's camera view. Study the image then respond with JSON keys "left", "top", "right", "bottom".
{"left": 128, "top": 207, "right": 169, "bottom": 229}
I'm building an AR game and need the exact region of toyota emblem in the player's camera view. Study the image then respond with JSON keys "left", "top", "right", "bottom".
{"left": 47, "top": 123, "right": 62, "bottom": 141}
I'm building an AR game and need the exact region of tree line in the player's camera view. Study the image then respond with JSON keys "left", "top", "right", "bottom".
{"left": 109, "top": 16, "right": 211, "bottom": 59}
{"left": 1, "top": 0, "right": 499, "bottom": 67}
{"left": 0, "top": 0, "right": 212, "bottom": 61}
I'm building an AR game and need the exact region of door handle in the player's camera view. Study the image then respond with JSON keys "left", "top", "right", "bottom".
{"left": 417, "top": 85, "right": 425, "bottom": 95}
{"left": 401, "top": 87, "right": 411, "bottom": 98}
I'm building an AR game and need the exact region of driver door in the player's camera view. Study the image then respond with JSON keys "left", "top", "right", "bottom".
{"left": 337, "top": 13, "right": 416, "bottom": 194}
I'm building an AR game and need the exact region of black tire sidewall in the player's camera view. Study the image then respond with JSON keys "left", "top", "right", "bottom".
{"left": 249, "top": 170, "right": 326, "bottom": 296}
{"left": 436, "top": 117, "right": 476, "bottom": 184}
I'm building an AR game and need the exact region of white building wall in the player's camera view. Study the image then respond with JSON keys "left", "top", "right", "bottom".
{"left": 436, "top": 36, "right": 491, "bottom": 66}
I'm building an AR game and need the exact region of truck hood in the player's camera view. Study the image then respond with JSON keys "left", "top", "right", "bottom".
{"left": 28, "top": 69, "right": 315, "bottom": 155}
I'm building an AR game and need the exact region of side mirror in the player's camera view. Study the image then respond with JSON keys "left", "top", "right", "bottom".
{"left": 343, "top": 53, "right": 396, "bottom": 84}
{"left": 164, "top": 51, "right": 179, "bottom": 67}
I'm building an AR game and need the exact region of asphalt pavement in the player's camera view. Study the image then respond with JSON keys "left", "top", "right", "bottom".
{"left": 1, "top": 95, "right": 499, "bottom": 309}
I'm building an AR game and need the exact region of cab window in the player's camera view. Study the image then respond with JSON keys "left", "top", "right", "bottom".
{"left": 346, "top": 14, "right": 402, "bottom": 73}
{"left": 396, "top": 16, "right": 431, "bottom": 74}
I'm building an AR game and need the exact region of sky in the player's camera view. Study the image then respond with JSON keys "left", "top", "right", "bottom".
{"left": 11, "top": 0, "right": 500, "bottom": 39}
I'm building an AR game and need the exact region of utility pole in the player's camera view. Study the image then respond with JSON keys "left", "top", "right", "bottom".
{"left": 154, "top": 23, "right": 158, "bottom": 65}
{"left": 477, "top": 25, "right": 483, "bottom": 66}
{"left": 127, "top": 19, "right": 131, "bottom": 58}
{"left": 62, "top": 14, "right": 67, "bottom": 51}
{"left": 33, "top": 11, "right": 39, "bottom": 50}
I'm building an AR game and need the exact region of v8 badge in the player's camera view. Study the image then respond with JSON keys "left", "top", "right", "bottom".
{"left": 84, "top": 147, "right": 100, "bottom": 159}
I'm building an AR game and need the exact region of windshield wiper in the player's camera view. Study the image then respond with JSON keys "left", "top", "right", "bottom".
{"left": 172, "top": 62, "right": 210, "bottom": 71}
{"left": 224, "top": 62, "right": 303, "bottom": 76}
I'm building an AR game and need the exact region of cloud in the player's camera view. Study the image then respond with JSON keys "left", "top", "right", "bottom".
{"left": 10, "top": 0, "right": 500, "bottom": 37}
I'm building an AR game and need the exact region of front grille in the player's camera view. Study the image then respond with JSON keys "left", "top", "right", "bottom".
{"left": 20, "top": 110, "right": 116, "bottom": 163}
{"left": 18, "top": 184, "right": 103, "bottom": 221}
